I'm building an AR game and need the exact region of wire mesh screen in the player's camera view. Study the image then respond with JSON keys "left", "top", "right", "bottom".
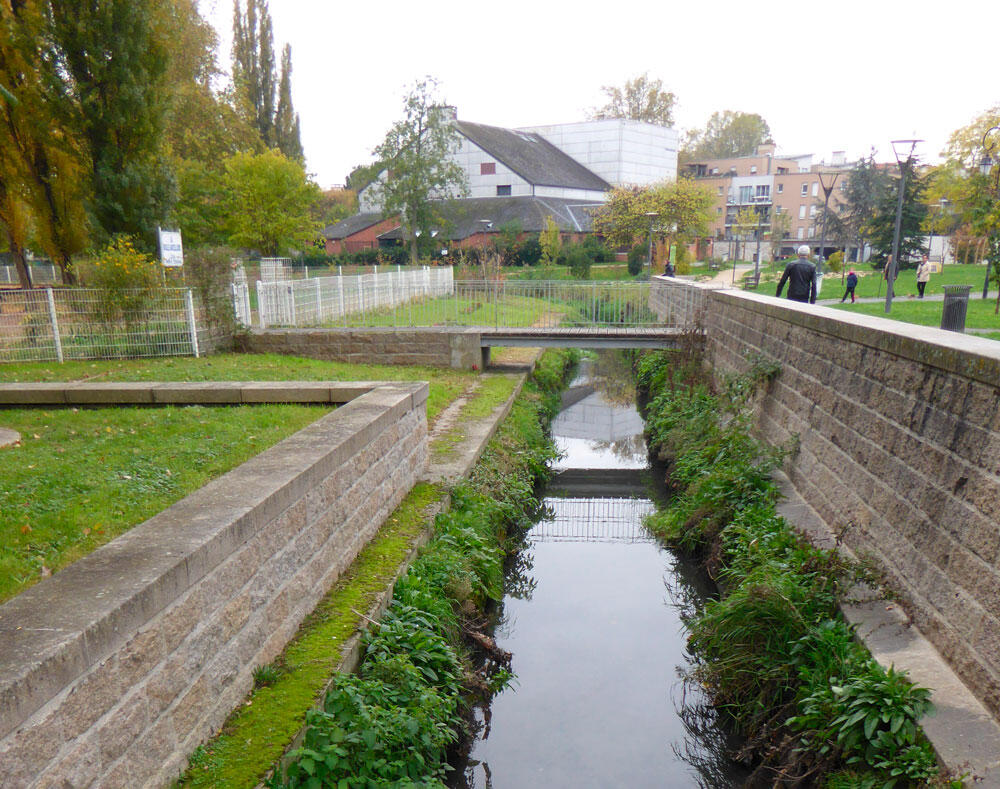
{"left": 0, "top": 288, "right": 201, "bottom": 363}
{"left": 532, "top": 497, "right": 656, "bottom": 543}
{"left": 0, "top": 263, "right": 63, "bottom": 286}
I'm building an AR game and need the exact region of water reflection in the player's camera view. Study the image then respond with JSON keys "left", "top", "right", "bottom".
{"left": 451, "top": 352, "right": 745, "bottom": 788}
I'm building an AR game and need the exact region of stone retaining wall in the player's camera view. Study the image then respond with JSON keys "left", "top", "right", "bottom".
{"left": 239, "top": 327, "right": 482, "bottom": 370}
{"left": 650, "top": 277, "right": 1000, "bottom": 717}
{"left": 0, "top": 382, "right": 428, "bottom": 787}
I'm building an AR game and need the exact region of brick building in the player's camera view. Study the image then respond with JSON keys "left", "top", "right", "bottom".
{"left": 683, "top": 144, "right": 859, "bottom": 263}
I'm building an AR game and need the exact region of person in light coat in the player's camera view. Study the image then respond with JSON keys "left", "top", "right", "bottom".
{"left": 916, "top": 255, "right": 931, "bottom": 298}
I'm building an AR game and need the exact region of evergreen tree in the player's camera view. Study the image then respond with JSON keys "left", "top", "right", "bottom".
{"left": 820, "top": 151, "right": 891, "bottom": 265}
{"left": 869, "top": 159, "right": 928, "bottom": 268}
{"left": 48, "top": 0, "right": 175, "bottom": 244}
{"left": 274, "top": 44, "right": 303, "bottom": 161}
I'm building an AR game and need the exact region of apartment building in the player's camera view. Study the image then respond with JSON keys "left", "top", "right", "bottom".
{"left": 683, "top": 144, "right": 854, "bottom": 262}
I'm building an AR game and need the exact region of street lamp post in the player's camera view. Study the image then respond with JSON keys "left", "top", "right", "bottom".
{"left": 884, "top": 139, "right": 922, "bottom": 314}
{"left": 816, "top": 170, "right": 840, "bottom": 283}
{"left": 754, "top": 196, "right": 766, "bottom": 278}
{"left": 978, "top": 127, "right": 1000, "bottom": 299}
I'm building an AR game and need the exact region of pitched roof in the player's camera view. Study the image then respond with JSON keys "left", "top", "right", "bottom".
{"left": 455, "top": 120, "right": 610, "bottom": 191}
{"left": 371, "top": 196, "right": 603, "bottom": 241}
{"left": 322, "top": 213, "right": 386, "bottom": 240}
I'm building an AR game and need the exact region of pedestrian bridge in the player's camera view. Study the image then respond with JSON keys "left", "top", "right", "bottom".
{"left": 244, "top": 278, "right": 693, "bottom": 364}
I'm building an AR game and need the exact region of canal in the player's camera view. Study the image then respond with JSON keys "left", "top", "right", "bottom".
{"left": 451, "top": 354, "right": 747, "bottom": 788}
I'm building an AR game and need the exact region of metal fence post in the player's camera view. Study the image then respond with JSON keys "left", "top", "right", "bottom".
{"left": 45, "top": 287, "right": 64, "bottom": 363}
{"left": 337, "top": 270, "right": 345, "bottom": 320}
{"left": 314, "top": 278, "right": 322, "bottom": 323}
{"left": 257, "top": 280, "right": 267, "bottom": 328}
{"left": 184, "top": 289, "right": 200, "bottom": 358}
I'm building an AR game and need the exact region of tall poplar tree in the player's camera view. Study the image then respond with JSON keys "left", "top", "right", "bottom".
{"left": 232, "top": 0, "right": 302, "bottom": 160}
{"left": 274, "top": 44, "right": 303, "bottom": 162}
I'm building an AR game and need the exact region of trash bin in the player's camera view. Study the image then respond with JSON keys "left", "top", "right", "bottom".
{"left": 940, "top": 285, "right": 972, "bottom": 332}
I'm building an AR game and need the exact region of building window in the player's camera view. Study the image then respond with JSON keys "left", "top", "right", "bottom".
{"left": 716, "top": 207, "right": 723, "bottom": 214}
{"left": 777, "top": 167, "right": 788, "bottom": 174}
{"left": 777, "top": 183, "right": 784, "bottom": 194}
{"left": 755, "top": 184, "right": 770, "bottom": 200}
{"left": 800, "top": 183, "right": 808, "bottom": 197}
{"left": 797, "top": 227, "right": 804, "bottom": 239}
{"left": 711, "top": 167, "right": 719, "bottom": 174}
{"left": 717, "top": 186, "right": 723, "bottom": 195}
{"left": 812, "top": 182, "right": 819, "bottom": 197}
{"left": 481, "top": 162, "right": 496, "bottom": 175}
{"left": 809, "top": 205, "right": 817, "bottom": 217}
{"left": 739, "top": 185, "right": 753, "bottom": 202}
{"left": 750, "top": 165, "right": 758, "bottom": 174}
{"left": 808, "top": 226, "right": 815, "bottom": 238}
{"left": 798, "top": 205, "right": 806, "bottom": 219}
{"left": 496, "top": 185, "right": 511, "bottom": 196}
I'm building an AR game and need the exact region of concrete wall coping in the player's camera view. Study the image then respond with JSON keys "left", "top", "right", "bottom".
{"left": 673, "top": 279, "right": 1000, "bottom": 389}
{"left": 0, "top": 380, "right": 428, "bottom": 409}
{"left": 0, "top": 381, "right": 427, "bottom": 741}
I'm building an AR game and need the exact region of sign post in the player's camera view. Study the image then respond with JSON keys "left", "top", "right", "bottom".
{"left": 157, "top": 227, "right": 184, "bottom": 268}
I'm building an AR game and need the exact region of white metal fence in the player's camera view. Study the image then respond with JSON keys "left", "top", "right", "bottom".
{"left": 253, "top": 266, "right": 454, "bottom": 328}
{"left": 249, "top": 275, "right": 658, "bottom": 329}
{"left": 0, "top": 263, "right": 63, "bottom": 286}
{"left": 0, "top": 287, "right": 209, "bottom": 363}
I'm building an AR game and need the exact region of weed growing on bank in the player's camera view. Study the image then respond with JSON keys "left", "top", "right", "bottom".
{"left": 270, "top": 350, "right": 575, "bottom": 788}
{"left": 636, "top": 350, "right": 941, "bottom": 787}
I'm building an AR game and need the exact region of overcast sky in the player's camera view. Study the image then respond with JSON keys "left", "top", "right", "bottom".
{"left": 200, "top": 0, "right": 998, "bottom": 189}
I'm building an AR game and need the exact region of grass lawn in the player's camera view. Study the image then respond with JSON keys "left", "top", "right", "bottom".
{"left": 0, "top": 353, "right": 475, "bottom": 602}
{"left": 826, "top": 262, "right": 992, "bottom": 300}
{"left": 831, "top": 294, "right": 1000, "bottom": 332}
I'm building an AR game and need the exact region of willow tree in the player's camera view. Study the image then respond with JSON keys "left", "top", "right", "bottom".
{"left": 0, "top": 0, "right": 89, "bottom": 283}
{"left": 592, "top": 178, "right": 715, "bottom": 254}
{"left": 366, "top": 78, "right": 468, "bottom": 265}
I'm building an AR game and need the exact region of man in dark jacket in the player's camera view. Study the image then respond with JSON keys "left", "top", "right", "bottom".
{"left": 775, "top": 245, "right": 817, "bottom": 303}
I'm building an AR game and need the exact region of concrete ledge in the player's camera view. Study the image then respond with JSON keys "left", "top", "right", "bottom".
{"left": 0, "top": 381, "right": 429, "bottom": 786}
{"left": 0, "top": 381, "right": 420, "bottom": 407}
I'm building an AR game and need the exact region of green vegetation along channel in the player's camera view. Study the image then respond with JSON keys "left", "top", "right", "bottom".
{"left": 637, "top": 349, "right": 951, "bottom": 787}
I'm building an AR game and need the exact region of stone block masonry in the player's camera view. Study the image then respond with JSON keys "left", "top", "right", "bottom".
{"left": 649, "top": 277, "right": 1000, "bottom": 721}
{"left": 238, "top": 327, "right": 483, "bottom": 370}
{"left": 0, "top": 382, "right": 428, "bottom": 787}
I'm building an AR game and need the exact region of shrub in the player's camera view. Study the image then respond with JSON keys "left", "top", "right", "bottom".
{"left": 826, "top": 250, "right": 845, "bottom": 273}
{"left": 627, "top": 244, "right": 646, "bottom": 275}
{"left": 79, "top": 236, "right": 162, "bottom": 323}
{"left": 564, "top": 244, "right": 592, "bottom": 279}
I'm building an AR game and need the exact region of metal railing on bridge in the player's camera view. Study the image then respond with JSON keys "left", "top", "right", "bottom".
{"left": 533, "top": 497, "right": 655, "bottom": 544}
{"left": 249, "top": 275, "right": 659, "bottom": 330}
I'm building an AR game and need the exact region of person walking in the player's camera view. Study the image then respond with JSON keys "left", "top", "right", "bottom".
{"left": 776, "top": 244, "right": 817, "bottom": 303}
{"left": 916, "top": 255, "right": 931, "bottom": 298}
{"left": 841, "top": 269, "right": 858, "bottom": 303}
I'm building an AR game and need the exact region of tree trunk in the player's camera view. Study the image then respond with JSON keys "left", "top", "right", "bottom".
{"left": 409, "top": 236, "right": 419, "bottom": 266}
{"left": 5, "top": 228, "right": 32, "bottom": 289}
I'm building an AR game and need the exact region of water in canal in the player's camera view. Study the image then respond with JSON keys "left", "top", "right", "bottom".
{"left": 451, "top": 354, "right": 748, "bottom": 789}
